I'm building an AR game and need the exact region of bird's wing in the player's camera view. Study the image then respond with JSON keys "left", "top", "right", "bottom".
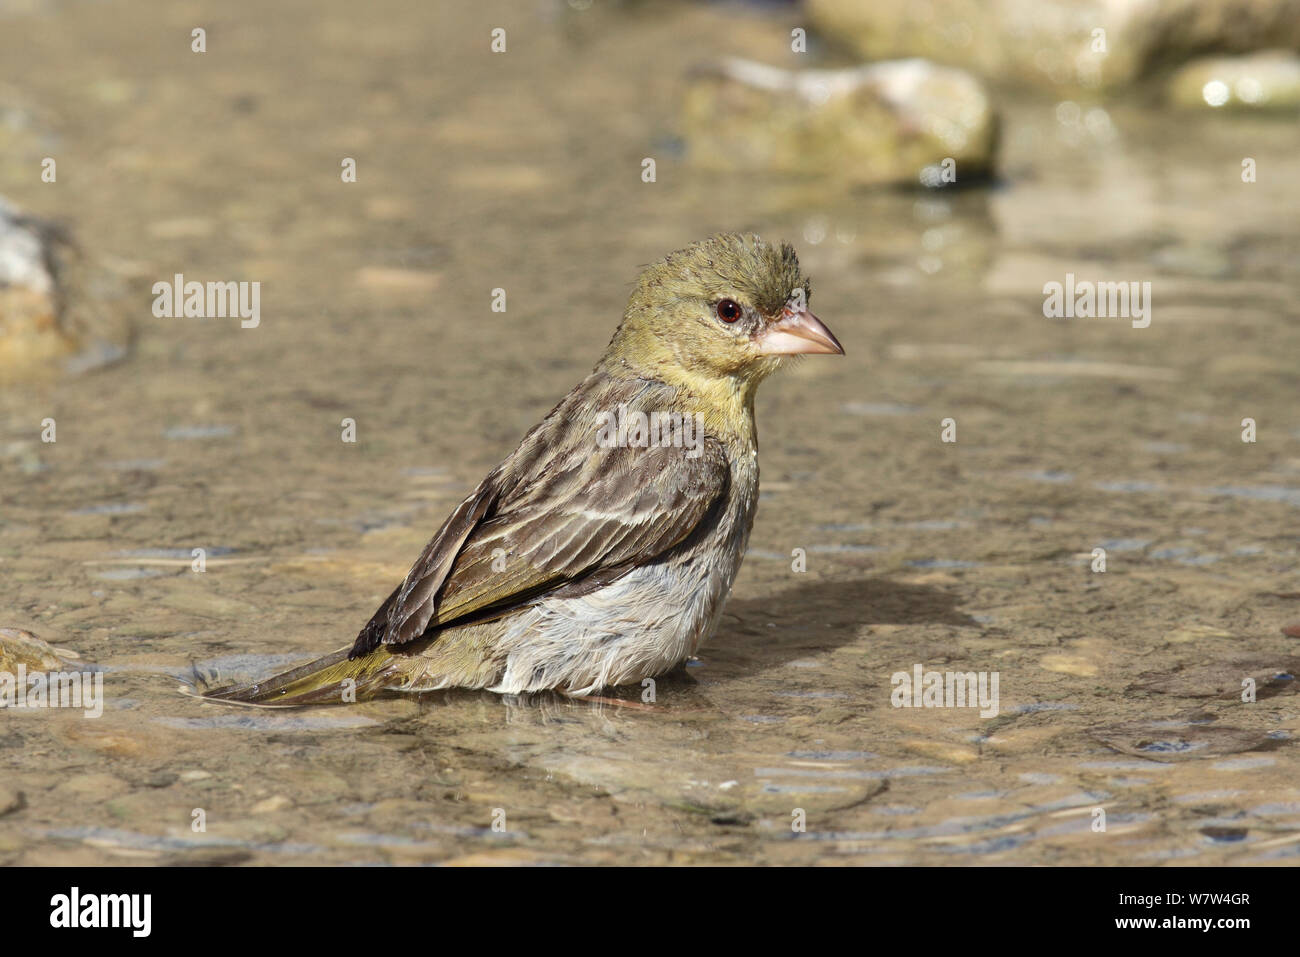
{"left": 349, "top": 390, "right": 730, "bottom": 658}
{"left": 348, "top": 472, "right": 501, "bottom": 657}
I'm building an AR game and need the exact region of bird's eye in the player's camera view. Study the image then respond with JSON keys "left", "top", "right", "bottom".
{"left": 716, "top": 299, "right": 742, "bottom": 323}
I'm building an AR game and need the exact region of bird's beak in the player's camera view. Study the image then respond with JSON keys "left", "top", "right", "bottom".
{"left": 754, "top": 309, "right": 845, "bottom": 356}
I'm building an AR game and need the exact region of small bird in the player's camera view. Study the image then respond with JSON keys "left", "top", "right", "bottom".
{"left": 205, "top": 233, "right": 842, "bottom": 706}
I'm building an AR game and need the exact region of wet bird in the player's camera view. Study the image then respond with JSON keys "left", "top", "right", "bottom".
{"left": 205, "top": 233, "right": 842, "bottom": 705}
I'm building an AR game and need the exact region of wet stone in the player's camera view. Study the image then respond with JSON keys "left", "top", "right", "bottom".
{"left": 0, "top": 200, "right": 75, "bottom": 373}
{"left": 106, "top": 791, "right": 171, "bottom": 826}
{"left": 807, "top": 0, "right": 1300, "bottom": 94}
{"left": 0, "top": 786, "right": 24, "bottom": 817}
{"left": 0, "top": 197, "right": 129, "bottom": 381}
{"left": 250, "top": 795, "right": 293, "bottom": 814}
{"left": 1094, "top": 723, "right": 1276, "bottom": 763}
{"left": 1129, "top": 657, "right": 1300, "bottom": 699}
{"left": 682, "top": 57, "right": 996, "bottom": 187}
{"left": 51, "top": 773, "right": 133, "bottom": 803}
{"left": 0, "top": 627, "right": 66, "bottom": 673}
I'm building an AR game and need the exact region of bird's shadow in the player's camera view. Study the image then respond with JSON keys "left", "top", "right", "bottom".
{"left": 703, "top": 574, "right": 977, "bottom": 672}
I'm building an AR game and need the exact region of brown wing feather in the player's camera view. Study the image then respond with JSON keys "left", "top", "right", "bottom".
{"left": 348, "top": 471, "right": 501, "bottom": 657}
{"left": 349, "top": 373, "right": 729, "bottom": 658}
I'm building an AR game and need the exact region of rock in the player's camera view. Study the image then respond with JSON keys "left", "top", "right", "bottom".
{"left": 902, "top": 738, "right": 980, "bottom": 763}
{"left": 1163, "top": 625, "right": 1235, "bottom": 644}
{"left": 51, "top": 772, "right": 133, "bottom": 803}
{"left": 250, "top": 795, "right": 293, "bottom": 814}
{"left": 157, "top": 580, "right": 260, "bottom": 618}
{"left": 0, "top": 198, "right": 130, "bottom": 384}
{"left": 132, "top": 770, "right": 179, "bottom": 789}
{"left": 0, "top": 627, "right": 66, "bottom": 674}
{"left": 1039, "top": 653, "right": 1098, "bottom": 677}
{"left": 682, "top": 57, "right": 997, "bottom": 187}
{"left": 805, "top": 0, "right": 1300, "bottom": 94}
{"left": 1167, "top": 51, "right": 1300, "bottom": 110}
{"left": 61, "top": 725, "right": 150, "bottom": 759}
{"left": 1094, "top": 723, "right": 1274, "bottom": 762}
{"left": 1129, "top": 656, "right": 1300, "bottom": 699}
{"left": 0, "top": 202, "right": 75, "bottom": 372}
{"left": 106, "top": 791, "right": 168, "bottom": 825}
{"left": 0, "top": 786, "right": 23, "bottom": 817}
{"left": 354, "top": 267, "right": 442, "bottom": 295}
{"left": 278, "top": 767, "right": 351, "bottom": 806}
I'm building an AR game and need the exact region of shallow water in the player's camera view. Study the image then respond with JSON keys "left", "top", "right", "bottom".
{"left": 1, "top": 0, "right": 1298, "bottom": 864}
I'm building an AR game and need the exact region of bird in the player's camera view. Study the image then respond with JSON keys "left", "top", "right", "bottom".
{"left": 203, "top": 233, "right": 842, "bottom": 706}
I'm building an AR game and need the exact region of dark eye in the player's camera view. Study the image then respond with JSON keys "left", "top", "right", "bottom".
{"left": 716, "top": 299, "right": 742, "bottom": 323}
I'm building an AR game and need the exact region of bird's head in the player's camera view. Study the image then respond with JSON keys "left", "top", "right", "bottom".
{"left": 601, "top": 233, "right": 843, "bottom": 398}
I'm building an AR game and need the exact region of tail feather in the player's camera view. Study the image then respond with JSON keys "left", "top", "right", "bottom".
{"left": 201, "top": 645, "right": 398, "bottom": 707}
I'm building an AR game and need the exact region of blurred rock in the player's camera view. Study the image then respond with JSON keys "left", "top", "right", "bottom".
{"left": 682, "top": 57, "right": 996, "bottom": 187}
{"left": 51, "top": 772, "right": 132, "bottom": 803}
{"left": 0, "top": 198, "right": 130, "bottom": 385}
{"left": 1167, "top": 51, "right": 1300, "bottom": 109}
{"left": 1150, "top": 241, "right": 1235, "bottom": 277}
{"left": 0, "top": 787, "right": 22, "bottom": 818}
{"left": 250, "top": 794, "right": 293, "bottom": 814}
{"left": 805, "top": 0, "right": 1300, "bottom": 94}
{"left": 0, "top": 201, "right": 75, "bottom": 370}
{"left": 62, "top": 723, "right": 157, "bottom": 760}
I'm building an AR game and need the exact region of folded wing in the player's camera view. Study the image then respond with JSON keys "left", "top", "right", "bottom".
{"left": 349, "top": 378, "right": 728, "bottom": 658}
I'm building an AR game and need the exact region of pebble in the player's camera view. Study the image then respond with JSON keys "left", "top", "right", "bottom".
{"left": 355, "top": 267, "right": 442, "bottom": 294}
{"left": 0, "top": 786, "right": 23, "bottom": 817}
{"left": 1039, "top": 654, "right": 1098, "bottom": 677}
{"left": 251, "top": 795, "right": 294, "bottom": 814}
{"left": 51, "top": 773, "right": 132, "bottom": 803}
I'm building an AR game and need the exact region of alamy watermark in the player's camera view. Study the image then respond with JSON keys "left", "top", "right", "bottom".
{"left": 1043, "top": 273, "right": 1151, "bottom": 328}
{"left": 1, "top": 665, "right": 103, "bottom": 718}
{"left": 595, "top": 404, "right": 705, "bottom": 459}
{"left": 152, "top": 273, "right": 260, "bottom": 328}
{"left": 50, "top": 887, "right": 150, "bottom": 936}
{"left": 891, "top": 663, "right": 999, "bottom": 718}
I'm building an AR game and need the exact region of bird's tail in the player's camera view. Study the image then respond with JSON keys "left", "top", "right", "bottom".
{"left": 199, "top": 645, "right": 399, "bottom": 707}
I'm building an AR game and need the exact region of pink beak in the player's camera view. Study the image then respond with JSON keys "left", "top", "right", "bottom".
{"left": 754, "top": 309, "right": 845, "bottom": 356}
